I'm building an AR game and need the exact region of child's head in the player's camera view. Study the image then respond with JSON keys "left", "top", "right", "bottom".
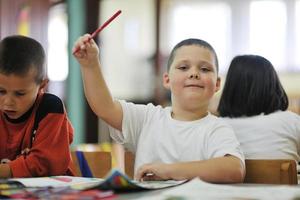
{"left": 218, "top": 54, "right": 288, "bottom": 117}
{"left": 167, "top": 38, "right": 219, "bottom": 73}
{"left": 0, "top": 35, "right": 48, "bottom": 119}
{"left": 163, "top": 38, "right": 220, "bottom": 116}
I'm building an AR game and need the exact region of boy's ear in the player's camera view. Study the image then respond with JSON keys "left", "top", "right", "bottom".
{"left": 162, "top": 72, "right": 170, "bottom": 89}
{"left": 215, "top": 77, "right": 221, "bottom": 92}
{"left": 39, "top": 78, "right": 49, "bottom": 92}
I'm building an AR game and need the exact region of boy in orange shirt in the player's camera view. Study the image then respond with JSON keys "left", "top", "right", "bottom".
{"left": 0, "top": 35, "right": 74, "bottom": 178}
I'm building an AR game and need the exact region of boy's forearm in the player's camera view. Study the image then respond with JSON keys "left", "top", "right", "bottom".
{"left": 167, "top": 156, "right": 245, "bottom": 183}
{"left": 80, "top": 61, "right": 122, "bottom": 130}
{"left": 0, "top": 164, "right": 12, "bottom": 178}
{"left": 81, "top": 61, "right": 112, "bottom": 113}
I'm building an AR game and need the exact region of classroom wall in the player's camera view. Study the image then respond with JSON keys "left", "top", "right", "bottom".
{"left": 0, "top": 0, "right": 50, "bottom": 50}
{"left": 281, "top": 73, "right": 300, "bottom": 114}
{"left": 99, "top": 0, "right": 157, "bottom": 102}
{"left": 280, "top": 73, "right": 300, "bottom": 97}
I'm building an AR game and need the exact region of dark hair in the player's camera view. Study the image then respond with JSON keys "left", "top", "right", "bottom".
{"left": 0, "top": 35, "right": 46, "bottom": 83}
{"left": 167, "top": 38, "right": 219, "bottom": 73}
{"left": 218, "top": 55, "right": 288, "bottom": 117}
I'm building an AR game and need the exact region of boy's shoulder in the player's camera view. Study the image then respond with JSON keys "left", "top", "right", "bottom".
{"left": 30, "top": 93, "right": 68, "bottom": 135}
{"left": 206, "top": 113, "right": 233, "bottom": 129}
{"left": 36, "top": 93, "right": 65, "bottom": 116}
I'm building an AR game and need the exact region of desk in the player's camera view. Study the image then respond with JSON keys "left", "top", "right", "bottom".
{"left": 115, "top": 179, "right": 300, "bottom": 200}
{"left": 4, "top": 177, "right": 300, "bottom": 200}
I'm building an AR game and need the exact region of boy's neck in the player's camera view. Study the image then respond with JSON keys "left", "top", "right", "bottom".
{"left": 171, "top": 108, "right": 209, "bottom": 121}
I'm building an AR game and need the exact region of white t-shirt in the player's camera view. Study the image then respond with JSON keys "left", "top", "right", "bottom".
{"left": 109, "top": 100, "right": 244, "bottom": 174}
{"left": 222, "top": 111, "right": 300, "bottom": 161}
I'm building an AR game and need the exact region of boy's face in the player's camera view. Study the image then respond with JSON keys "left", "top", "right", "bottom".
{"left": 163, "top": 45, "right": 220, "bottom": 112}
{"left": 0, "top": 69, "right": 47, "bottom": 119}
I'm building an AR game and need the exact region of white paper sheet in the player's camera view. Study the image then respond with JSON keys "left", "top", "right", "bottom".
{"left": 10, "top": 176, "right": 102, "bottom": 188}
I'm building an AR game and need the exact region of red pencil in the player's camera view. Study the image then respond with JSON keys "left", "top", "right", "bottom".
{"left": 73, "top": 10, "right": 122, "bottom": 54}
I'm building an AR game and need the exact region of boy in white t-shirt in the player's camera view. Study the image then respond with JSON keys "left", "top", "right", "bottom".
{"left": 73, "top": 36, "right": 245, "bottom": 183}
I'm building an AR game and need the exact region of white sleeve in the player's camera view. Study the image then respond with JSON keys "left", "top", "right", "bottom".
{"left": 109, "top": 100, "right": 155, "bottom": 152}
{"left": 294, "top": 114, "right": 300, "bottom": 156}
{"left": 206, "top": 121, "right": 245, "bottom": 166}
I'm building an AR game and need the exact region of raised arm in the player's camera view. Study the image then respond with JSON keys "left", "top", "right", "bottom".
{"left": 73, "top": 34, "right": 123, "bottom": 131}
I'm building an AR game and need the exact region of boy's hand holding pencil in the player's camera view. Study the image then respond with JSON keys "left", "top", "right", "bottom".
{"left": 72, "top": 10, "right": 121, "bottom": 54}
{"left": 73, "top": 10, "right": 121, "bottom": 67}
{"left": 72, "top": 34, "right": 100, "bottom": 66}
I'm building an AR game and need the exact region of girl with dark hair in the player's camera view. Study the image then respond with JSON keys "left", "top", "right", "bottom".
{"left": 218, "top": 55, "right": 300, "bottom": 161}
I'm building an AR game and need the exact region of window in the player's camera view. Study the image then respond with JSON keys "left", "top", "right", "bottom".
{"left": 249, "top": 0, "right": 287, "bottom": 70}
{"left": 161, "top": 1, "right": 231, "bottom": 73}
{"left": 47, "top": 3, "right": 68, "bottom": 81}
{"left": 295, "top": 1, "right": 300, "bottom": 68}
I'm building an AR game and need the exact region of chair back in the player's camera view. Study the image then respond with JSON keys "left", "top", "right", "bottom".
{"left": 244, "top": 159, "right": 297, "bottom": 185}
{"left": 71, "top": 151, "right": 112, "bottom": 178}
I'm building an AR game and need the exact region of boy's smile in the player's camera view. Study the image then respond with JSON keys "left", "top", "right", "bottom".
{"left": 184, "top": 81, "right": 204, "bottom": 89}
{"left": 0, "top": 70, "right": 45, "bottom": 120}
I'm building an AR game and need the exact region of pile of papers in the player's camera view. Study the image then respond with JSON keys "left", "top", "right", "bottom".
{"left": 1, "top": 169, "right": 184, "bottom": 199}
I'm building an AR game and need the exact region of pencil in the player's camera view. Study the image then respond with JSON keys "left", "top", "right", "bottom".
{"left": 73, "top": 10, "right": 122, "bottom": 54}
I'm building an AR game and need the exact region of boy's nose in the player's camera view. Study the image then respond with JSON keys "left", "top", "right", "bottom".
{"left": 189, "top": 73, "right": 200, "bottom": 79}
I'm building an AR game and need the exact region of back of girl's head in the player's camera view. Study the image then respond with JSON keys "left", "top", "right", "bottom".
{"left": 218, "top": 55, "right": 288, "bottom": 117}
{"left": 0, "top": 35, "right": 46, "bottom": 83}
{"left": 167, "top": 38, "right": 219, "bottom": 73}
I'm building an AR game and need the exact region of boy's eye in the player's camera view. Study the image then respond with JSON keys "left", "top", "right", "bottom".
{"left": 0, "top": 90, "right": 6, "bottom": 95}
{"left": 177, "top": 65, "right": 188, "bottom": 70}
{"left": 15, "top": 92, "right": 26, "bottom": 96}
{"left": 201, "top": 68, "right": 210, "bottom": 72}
{"left": 200, "top": 66, "right": 212, "bottom": 73}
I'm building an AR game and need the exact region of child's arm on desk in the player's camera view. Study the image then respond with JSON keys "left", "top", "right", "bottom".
{"left": 73, "top": 34, "right": 123, "bottom": 131}
{"left": 0, "top": 164, "right": 12, "bottom": 178}
{"left": 136, "top": 155, "right": 245, "bottom": 183}
{"left": 0, "top": 149, "right": 30, "bottom": 178}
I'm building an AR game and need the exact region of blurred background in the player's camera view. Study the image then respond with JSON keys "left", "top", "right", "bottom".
{"left": 1, "top": 0, "right": 299, "bottom": 148}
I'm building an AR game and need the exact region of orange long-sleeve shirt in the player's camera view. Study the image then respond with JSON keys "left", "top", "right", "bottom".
{"left": 0, "top": 92, "right": 74, "bottom": 177}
